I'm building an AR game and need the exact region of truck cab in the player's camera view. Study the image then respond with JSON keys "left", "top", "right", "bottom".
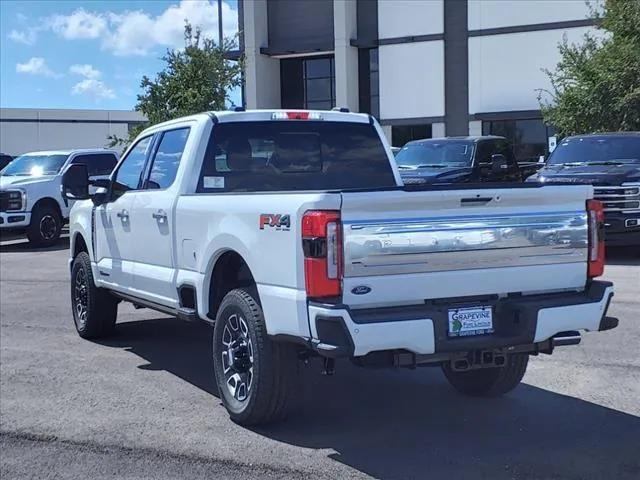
{"left": 0, "top": 149, "right": 118, "bottom": 246}
{"left": 528, "top": 133, "right": 640, "bottom": 247}
{"left": 63, "top": 110, "right": 616, "bottom": 425}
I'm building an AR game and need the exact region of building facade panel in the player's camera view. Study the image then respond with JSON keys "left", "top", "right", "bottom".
{"left": 468, "top": 0, "right": 592, "bottom": 31}
{"left": 378, "top": 0, "right": 443, "bottom": 39}
{"left": 266, "top": 0, "right": 334, "bottom": 53}
{"left": 468, "top": 26, "right": 594, "bottom": 114}
{"left": 0, "top": 108, "right": 146, "bottom": 156}
{"left": 379, "top": 41, "right": 445, "bottom": 120}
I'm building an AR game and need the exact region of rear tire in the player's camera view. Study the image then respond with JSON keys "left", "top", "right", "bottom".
{"left": 27, "top": 204, "right": 62, "bottom": 247}
{"left": 71, "top": 252, "right": 118, "bottom": 339}
{"left": 212, "top": 288, "right": 297, "bottom": 425}
{"left": 442, "top": 353, "right": 529, "bottom": 397}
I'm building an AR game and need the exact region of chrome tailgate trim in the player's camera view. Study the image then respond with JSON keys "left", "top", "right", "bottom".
{"left": 343, "top": 211, "right": 588, "bottom": 277}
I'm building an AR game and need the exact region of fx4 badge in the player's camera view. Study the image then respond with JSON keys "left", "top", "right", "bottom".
{"left": 259, "top": 214, "right": 291, "bottom": 231}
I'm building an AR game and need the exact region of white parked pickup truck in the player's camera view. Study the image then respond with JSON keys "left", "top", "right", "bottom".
{"left": 62, "top": 110, "right": 617, "bottom": 425}
{"left": 0, "top": 149, "right": 118, "bottom": 246}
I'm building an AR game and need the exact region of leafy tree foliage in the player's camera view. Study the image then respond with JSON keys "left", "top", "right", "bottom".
{"left": 540, "top": 0, "right": 640, "bottom": 136}
{"left": 109, "top": 23, "right": 242, "bottom": 147}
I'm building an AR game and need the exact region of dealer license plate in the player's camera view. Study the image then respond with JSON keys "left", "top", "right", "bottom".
{"left": 448, "top": 306, "right": 494, "bottom": 337}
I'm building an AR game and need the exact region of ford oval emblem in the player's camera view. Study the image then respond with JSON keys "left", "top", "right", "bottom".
{"left": 351, "top": 285, "right": 372, "bottom": 295}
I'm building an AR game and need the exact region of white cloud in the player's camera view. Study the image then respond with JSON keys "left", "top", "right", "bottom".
{"left": 69, "top": 64, "right": 101, "bottom": 79}
{"left": 104, "top": 0, "right": 239, "bottom": 56}
{"left": 16, "top": 57, "right": 59, "bottom": 78}
{"left": 8, "top": 29, "right": 38, "bottom": 45}
{"left": 71, "top": 78, "right": 116, "bottom": 100}
{"left": 9, "top": 1, "right": 238, "bottom": 55}
{"left": 49, "top": 8, "right": 108, "bottom": 39}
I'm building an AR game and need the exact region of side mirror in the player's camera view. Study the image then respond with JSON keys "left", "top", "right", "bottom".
{"left": 61, "top": 163, "right": 89, "bottom": 204}
{"left": 491, "top": 154, "right": 508, "bottom": 173}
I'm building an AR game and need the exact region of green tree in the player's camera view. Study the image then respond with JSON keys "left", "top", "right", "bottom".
{"left": 109, "top": 22, "right": 243, "bottom": 147}
{"left": 539, "top": 0, "right": 640, "bottom": 136}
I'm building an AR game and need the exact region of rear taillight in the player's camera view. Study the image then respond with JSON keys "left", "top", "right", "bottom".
{"left": 587, "top": 199, "right": 605, "bottom": 278}
{"left": 302, "top": 210, "right": 342, "bottom": 298}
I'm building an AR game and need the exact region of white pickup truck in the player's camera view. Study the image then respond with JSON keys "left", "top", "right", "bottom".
{"left": 0, "top": 149, "right": 118, "bottom": 246}
{"left": 62, "top": 110, "right": 617, "bottom": 425}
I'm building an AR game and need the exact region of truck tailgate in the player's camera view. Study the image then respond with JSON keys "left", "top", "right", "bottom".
{"left": 341, "top": 185, "right": 592, "bottom": 308}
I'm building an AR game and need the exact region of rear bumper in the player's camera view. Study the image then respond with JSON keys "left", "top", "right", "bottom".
{"left": 308, "top": 281, "right": 615, "bottom": 358}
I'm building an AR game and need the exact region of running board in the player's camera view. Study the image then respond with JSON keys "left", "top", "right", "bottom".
{"left": 112, "top": 292, "right": 201, "bottom": 322}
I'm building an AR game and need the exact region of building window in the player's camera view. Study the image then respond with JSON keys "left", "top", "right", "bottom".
{"left": 358, "top": 48, "right": 379, "bottom": 118}
{"left": 482, "top": 119, "right": 555, "bottom": 162}
{"left": 391, "top": 124, "right": 432, "bottom": 148}
{"left": 281, "top": 56, "right": 335, "bottom": 110}
{"left": 304, "top": 57, "right": 335, "bottom": 110}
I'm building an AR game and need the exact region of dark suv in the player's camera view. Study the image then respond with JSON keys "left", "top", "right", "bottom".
{"left": 396, "top": 136, "right": 535, "bottom": 185}
{"left": 527, "top": 132, "right": 640, "bottom": 247}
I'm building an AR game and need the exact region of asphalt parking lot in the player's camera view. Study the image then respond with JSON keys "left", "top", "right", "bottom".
{"left": 1, "top": 236, "right": 639, "bottom": 480}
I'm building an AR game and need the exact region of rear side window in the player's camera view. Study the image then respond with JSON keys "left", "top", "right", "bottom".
{"left": 145, "top": 128, "right": 190, "bottom": 189}
{"left": 71, "top": 153, "right": 118, "bottom": 176}
{"left": 198, "top": 121, "right": 395, "bottom": 192}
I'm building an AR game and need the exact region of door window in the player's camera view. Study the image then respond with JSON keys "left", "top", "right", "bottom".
{"left": 71, "top": 154, "right": 118, "bottom": 176}
{"left": 144, "top": 128, "right": 190, "bottom": 189}
{"left": 475, "top": 141, "right": 494, "bottom": 166}
{"left": 112, "top": 136, "right": 153, "bottom": 198}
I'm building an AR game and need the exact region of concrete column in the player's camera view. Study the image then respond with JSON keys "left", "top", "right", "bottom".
{"left": 432, "top": 122, "right": 446, "bottom": 138}
{"left": 243, "top": 0, "right": 280, "bottom": 109}
{"left": 469, "top": 120, "right": 482, "bottom": 136}
{"left": 381, "top": 125, "right": 393, "bottom": 144}
{"left": 333, "top": 0, "right": 359, "bottom": 111}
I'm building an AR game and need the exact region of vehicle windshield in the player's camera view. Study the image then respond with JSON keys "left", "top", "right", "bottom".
{"left": 0, "top": 154, "right": 69, "bottom": 176}
{"left": 395, "top": 141, "right": 474, "bottom": 169}
{"left": 547, "top": 136, "right": 640, "bottom": 165}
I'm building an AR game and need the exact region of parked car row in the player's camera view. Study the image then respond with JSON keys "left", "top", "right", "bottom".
{"left": 2, "top": 128, "right": 638, "bottom": 248}
{"left": 0, "top": 149, "right": 118, "bottom": 246}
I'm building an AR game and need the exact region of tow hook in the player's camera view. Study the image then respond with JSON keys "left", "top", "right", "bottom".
{"left": 322, "top": 357, "right": 335, "bottom": 375}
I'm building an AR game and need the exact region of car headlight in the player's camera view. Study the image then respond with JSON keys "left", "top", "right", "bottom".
{"left": 621, "top": 182, "right": 640, "bottom": 196}
{"left": 4, "top": 190, "right": 25, "bottom": 211}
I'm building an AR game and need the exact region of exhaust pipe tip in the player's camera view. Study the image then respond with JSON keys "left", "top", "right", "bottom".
{"left": 552, "top": 331, "right": 582, "bottom": 347}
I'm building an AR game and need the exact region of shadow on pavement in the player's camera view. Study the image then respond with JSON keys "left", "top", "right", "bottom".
{"left": 606, "top": 246, "right": 640, "bottom": 266}
{"left": 99, "top": 317, "right": 640, "bottom": 479}
{"left": 0, "top": 237, "right": 69, "bottom": 253}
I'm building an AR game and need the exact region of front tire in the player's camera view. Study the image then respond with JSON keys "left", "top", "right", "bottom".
{"left": 27, "top": 204, "right": 62, "bottom": 247}
{"left": 212, "top": 288, "right": 297, "bottom": 425}
{"left": 71, "top": 252, "right": 118, "bottom": 339}
{"left": 442, "top": 353, "right": 529, "bottom": 397}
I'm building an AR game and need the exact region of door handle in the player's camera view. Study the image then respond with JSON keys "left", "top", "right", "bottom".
{"left": 461, "top": 197, "right": 493, "bottom": 205}
{"left": 152, "top": 210, "right": 168, "bottom": 224}
{"left": 116, "top": 209, "right": 129, "bottom": 221}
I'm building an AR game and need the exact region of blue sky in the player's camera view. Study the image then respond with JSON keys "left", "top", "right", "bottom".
{"left": 0, "top": 0, "right": 239, "bottom": 111}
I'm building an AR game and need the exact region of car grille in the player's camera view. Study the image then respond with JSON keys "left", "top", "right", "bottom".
{"left": 0, "top": 191, "right": 10, "bottom": 212}
{"left": 593, "top": 186, "right": 640, "bottom": 213}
